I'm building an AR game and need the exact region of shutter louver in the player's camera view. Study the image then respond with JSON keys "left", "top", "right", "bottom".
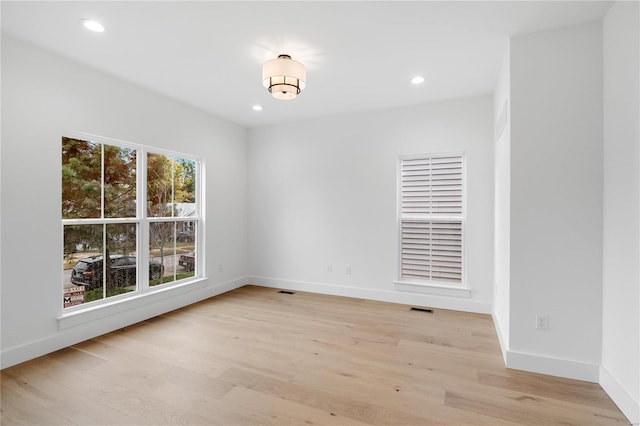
{"left": 401, "top": 155, "right": 462, "bottom": 216}
{"left": 400, "top": 154, "right": 463, "bottom": 284}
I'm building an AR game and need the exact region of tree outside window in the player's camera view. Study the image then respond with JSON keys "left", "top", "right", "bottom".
{"left": 62, "top": 135, "right": 200, "bottom": 308}
{"left": 147, "top": 153, "right": 197, "bottom": 286}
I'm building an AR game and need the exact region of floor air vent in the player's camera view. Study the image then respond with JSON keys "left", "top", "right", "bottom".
{"left": 410, "top": 307, "right": 433, "bottom": 313}
{"left": 278, "top": 290, "right": 296, "bottom": 295}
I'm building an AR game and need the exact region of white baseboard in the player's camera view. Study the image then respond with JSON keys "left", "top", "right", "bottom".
{"left": 490, "top": 312, "right": 600, "bottom": 385}
{"left": 505, "top": 349, "right": 600, "bottom": 383}
{"left": 248, "top": 276, "right": 492, "bottom": 314}
{"left": 600, "top": 365, "right": 639, "bottom": 424}
{"left": 491, "top": 312, "right": 509, "bottom": 364}
{"left": 1, "top": 276, "right": 248, "bottom": 369}
{"left": 488, "top": 312, "right": 636, "bottom": 425}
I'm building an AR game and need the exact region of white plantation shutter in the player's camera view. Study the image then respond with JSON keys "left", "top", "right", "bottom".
{"left": 401, "top": 155, "right": 463, "bottom": 216}
{"left": 401, "top": 220, "right": 462, "bottom": 282}
{"left": 400, "top": 154, "right": 463, "bottom": 284}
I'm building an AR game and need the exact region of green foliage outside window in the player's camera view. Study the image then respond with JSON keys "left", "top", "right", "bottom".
{"left": 62, "top": 135, "right": 198, "bottom": 308}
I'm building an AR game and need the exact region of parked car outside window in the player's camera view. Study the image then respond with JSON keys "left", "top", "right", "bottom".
{"left": 71, "top": 255, "right": 164, "bottom": 288}
{"left": 178, "top": 252, "right": 195, "bottom": 271}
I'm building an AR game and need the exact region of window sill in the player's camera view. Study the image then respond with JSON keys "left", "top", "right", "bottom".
{"left": 58, "top": 277, "right": 207, "bottom": 330}
{"left": 394, "top": 280, "right": 471, "bottom": 298}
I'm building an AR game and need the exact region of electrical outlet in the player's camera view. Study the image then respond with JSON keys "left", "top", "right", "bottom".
{"left": 327, "top": 264, "right": 333, "bottom": 272}
{"left": 346, "top": 265, "right": 352, "bottom": 274}
{"left": 536, "top": 314, "right": 549, "bottom": 330}
{"left": 218, "top": 265, "right": 223, "bottom": 272}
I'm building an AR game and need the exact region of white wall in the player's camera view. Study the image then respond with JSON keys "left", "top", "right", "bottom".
{"left": 493, "top": 45, "right": 511, "bottom": 360}
{"left": 248, "top": 96, "right": 494, "bottom": 313}
{"left": 0, "top": 37, "right": 249, "bottom": 368}
{"left": 508, "top": 21, "right": 603, "bottom": 381}
{"left": 601, "top": 1, "right": 640, "bottom": 422}
{"left": 3, "top": 14, "right": 637, "bottom": 422}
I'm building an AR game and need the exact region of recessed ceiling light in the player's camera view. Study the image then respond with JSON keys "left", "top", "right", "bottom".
{"left": 411, "top": 76, "right": 425, "bottom": 85}
{"left": 252, "top": 105, "right": 263, "bottom": 111}
{"left": 81, "top": 19, "right": 105, "bottom": 33}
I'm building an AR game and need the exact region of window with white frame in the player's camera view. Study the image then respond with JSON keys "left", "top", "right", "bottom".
{"left": 62, "top": 134, "right": 201, "bottom": 309}
{"left": 399, "top": 153, "right": 464, "bottom": 285}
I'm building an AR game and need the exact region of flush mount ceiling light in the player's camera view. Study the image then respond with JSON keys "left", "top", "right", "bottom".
{"left": 411, "top": 76, "right": 425, "bottom": 85}
{"left": 81, "top": 19, "right": 105, "bottom": 33}
{"left": 262, "top": 54, "right": 306, "bottom": 100}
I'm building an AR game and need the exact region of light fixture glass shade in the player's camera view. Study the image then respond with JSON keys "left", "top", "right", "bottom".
{"left": 262, "top": 55, "right": 306, "bottom": 100}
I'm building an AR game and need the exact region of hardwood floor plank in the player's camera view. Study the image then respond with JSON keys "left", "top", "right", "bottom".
{"left": 477, "top": 369, "right": 622, "bottom": 412}
{"left": 1, "top": 285, "right": 629, "bottom": 425}
{"left": 49, "top": 393, "right": 153, "bottom": 426}
{"left": 445, "top": 388, "right": 629, "bottom": 425}
{"left": 1, "top": 375, "right": 77, "bottom": 425}
{"left": 222, "top": 386, "right": 374, "bottom": 426}
{"left": 217, "top": 366, "right": 381, "bottom": 424}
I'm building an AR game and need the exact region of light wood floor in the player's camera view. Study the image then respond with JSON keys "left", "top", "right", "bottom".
{"left": 1, "top": 285, "right": 629, "bottom": 425}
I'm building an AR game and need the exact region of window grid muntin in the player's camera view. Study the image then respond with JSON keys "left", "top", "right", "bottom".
{"left": 62, "top": 131, "right": 202, "bottom": 311}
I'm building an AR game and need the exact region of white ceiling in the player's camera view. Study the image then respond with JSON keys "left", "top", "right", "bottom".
{"left": 1, "top": 1, "right": 613, "bottom": 128}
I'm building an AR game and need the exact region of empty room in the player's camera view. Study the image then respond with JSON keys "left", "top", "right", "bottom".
{"left": 1, "top": 1, "right": 638, "bottom": 425}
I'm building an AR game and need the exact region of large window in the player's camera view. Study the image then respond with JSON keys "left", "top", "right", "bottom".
{"left": 398, "top": 153, "right": 464, "bottom": 285}
{"left": 62, "top": 134, "right": 201, "bottom": 309}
